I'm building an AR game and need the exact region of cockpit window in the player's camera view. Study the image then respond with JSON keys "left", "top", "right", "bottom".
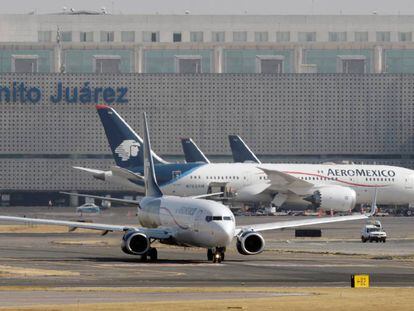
{"left": 206, "top": 216, "right": 229, "bottom": 222}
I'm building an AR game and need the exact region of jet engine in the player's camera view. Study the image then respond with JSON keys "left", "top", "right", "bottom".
{"left": 121, "top": 231, "right": 150, "bottom": 255}
{"left": 303, "top": 185, "right": 357, "bottom": 212}
{"left": 236, "top": 231, "right": 265, "bottom": 255}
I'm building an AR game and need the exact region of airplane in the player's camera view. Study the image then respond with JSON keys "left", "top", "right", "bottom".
{"left": 0, "top": 112, "right": 374, "bottom": 263}
{"left": 181, "top": 138, "right": 210, "bottom": 164}
{"left": 77, "top": 105, "right": 414, "bottom": 212}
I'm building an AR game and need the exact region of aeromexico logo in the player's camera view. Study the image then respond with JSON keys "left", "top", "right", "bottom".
{"left": 327, "top": 169, "right": 396, "bottom": 177}
{"left": 115, "top": 140, "right": 140, "bottom": 161}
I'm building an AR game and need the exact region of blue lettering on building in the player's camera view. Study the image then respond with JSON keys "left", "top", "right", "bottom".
{"left": 0, "top": 81, "right": 128, "bottom": 104}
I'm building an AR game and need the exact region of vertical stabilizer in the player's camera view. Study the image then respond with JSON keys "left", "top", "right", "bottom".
{"left": 228, "top": 135, "right": 261, "bottom": 164}
{"left": 181, "top": 138, "right": 210, "bottom": 163}
{"left": 96, "top": 105, "right": 168, "bottom": 169}
{"left": 143, "top": 112, "right": 163, "bottom": 197}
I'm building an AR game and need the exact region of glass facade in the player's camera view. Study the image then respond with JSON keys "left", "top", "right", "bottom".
{"left": 304, "top": 49, "right": 373, "bottom": 73}
{"left": 64, "top": 49, "right": 133, "bottom": 73}
{"left": 385, "top": 49, "right": 414, "bottom": 73}
{"left": 0, "top": 49, "right": 52, "bottom": 72}
{"left": 143, "top": 49, "right": 213, "bottom": 73}
{"left": 224, "top": 49, "right": 294, "bottom": 73}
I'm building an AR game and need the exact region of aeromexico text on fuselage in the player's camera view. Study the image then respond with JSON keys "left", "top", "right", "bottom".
{"left": 126, "top": 163, "right": 400, "bottom": 188}
{"left": 327, "top": 169, "right": 396, "bottom": 178}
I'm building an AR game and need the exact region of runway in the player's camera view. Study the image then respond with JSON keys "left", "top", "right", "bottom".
{"left": 0, "top": 207, "right": 413, "bottom": 288}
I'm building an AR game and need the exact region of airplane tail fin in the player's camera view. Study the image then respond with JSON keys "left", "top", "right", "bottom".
{"left": 228, "top": 135, "right": 261, "bottom": 164}
{"left": 143, "top": 112, "right": 163, "bottom": 198}
{"left": 181, "top": 138, "right": 210, "bottom": 164}
{"left": 96, "top": 105, "right": 167, "bottom": 169}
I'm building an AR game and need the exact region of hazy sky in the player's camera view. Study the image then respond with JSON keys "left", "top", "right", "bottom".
{"left": 3, "top": 0, "right": 414, "bottom": 15}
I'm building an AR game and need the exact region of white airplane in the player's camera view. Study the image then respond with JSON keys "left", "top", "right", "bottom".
{"left": 0, "top": 113, "right": 372, "bottom": 263}
{"left": 77, "top": 105, "right": 414, "bottom": 212}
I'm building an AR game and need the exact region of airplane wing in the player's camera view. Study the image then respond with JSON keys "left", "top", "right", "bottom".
{"left": 0, "top": 216, "right": 171, "bottom": 239}
{"left": 60, "top": 192, "right": 140, "bottom": 206}
{"left": 235, "top": 213, "right": 367, "bottom": 235}
{"left": 258, "top": 166, "right": 313, "bottom": 193}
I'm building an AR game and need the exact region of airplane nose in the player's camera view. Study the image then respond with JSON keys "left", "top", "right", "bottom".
{"left": 214, "top": 222, "right": 235, "bottom": 246}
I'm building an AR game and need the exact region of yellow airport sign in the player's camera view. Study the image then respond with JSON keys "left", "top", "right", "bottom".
{"left": 351, "top": 274, "right": 370, "bottom": 288}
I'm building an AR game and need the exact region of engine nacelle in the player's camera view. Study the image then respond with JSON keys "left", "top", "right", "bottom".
{"left": 236, "top": 231, "right": 265, "bottom": 255}
{"left": 121, "top": 231, "right": 150, "bottom": 255}
{"left": 304, "top": 185, "right": 357, "bottom": 212}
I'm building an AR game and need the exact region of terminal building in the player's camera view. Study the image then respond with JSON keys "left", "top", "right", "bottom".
{"left": 1, "top": 12, "right": 414, "bottom": 205}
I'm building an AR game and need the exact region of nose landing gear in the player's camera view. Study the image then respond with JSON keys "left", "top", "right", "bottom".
{"left": 140, "top": 247, "right": 158, "bottom": 262}
{"left": 207, "top": 247, "right": 226, "bottom": 263}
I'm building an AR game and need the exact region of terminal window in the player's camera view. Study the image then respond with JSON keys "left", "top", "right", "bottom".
{"left": 93, "top": 56, "right": 121, "bottom": 73}
{"left": 61, "top": 31, "right": 72, "bottom": 42}
{"left": 190, "top": 32, "right": 204, "bottom": 42}
{"left": 276, "top": 31, "right": 290, "bottom": 42}
{"left": 233, "top": 31, "right": 247, "bottom": 42}
{"left": 398, "top": 32, "right": 412, "bottom": 42}
{"left": 376, "top": 31, "right": 391, "bottom": 42}
{"left": 175, "top": 56, "right": 202, "bottom": 73}
{"left": 256, "top": 56, "right": 284, "bottom": 73}
{"left": 80, "top": 31, "right": 94, "bottom": 42}
{"left": 38, "top": 31, "right": 51, "bottom": 42}
{"left": 337, "top": 56, "right": 366, "bottom": 73}
{"left": 212, "top": 31, "right": 225, "bottom": 42}
{"left": 173, "top": 32, "right": 182, "bottom": 42}
{"left": 12, "top": 55, "right": 38, "bottom": 73}
{"left": 298, "top": 32, "right": 316, "bottom": 42}
{"left": 254, "top": 32, "right": 268, "bottom": 42}
{"left": 354, "top": 32, "right": 368, "bottom": 42}
{"left": 329, "top": 32, "right": 347, "bottom": 42}
{"left": 121, "top": 31, "right": 135, "bottom": 42}
{"left": 143, "top": 31, "right": 159, "bottom": 42}
{"left": 100, "top": 31, "right": 114, "bottom": 42}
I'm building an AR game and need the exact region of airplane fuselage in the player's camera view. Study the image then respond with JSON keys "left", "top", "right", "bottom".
{"left": 138, "top": 195, "right": 235, "bottom": 248}
{"left": 106, "top": 163, "right": 414, "bottom": 209}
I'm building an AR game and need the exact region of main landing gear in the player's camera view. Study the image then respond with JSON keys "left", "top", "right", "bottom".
{"left": 140, "top": 247, "right": 158, "bottom": 262}
{"left": 207, "top": 247, "right": 226, "bottom": 263}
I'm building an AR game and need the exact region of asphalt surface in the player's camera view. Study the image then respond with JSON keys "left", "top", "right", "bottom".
{"left": 0, "top": 207, "right": 413, "bottom": 288}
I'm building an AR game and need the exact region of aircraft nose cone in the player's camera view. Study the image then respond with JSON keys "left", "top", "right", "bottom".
{"left": 215, "top": 222, "right": 235, "bottom": 246}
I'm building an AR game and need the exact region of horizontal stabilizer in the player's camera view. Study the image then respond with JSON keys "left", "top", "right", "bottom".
{"left": 110, "top": 166, "right": 143, "bottom": 182}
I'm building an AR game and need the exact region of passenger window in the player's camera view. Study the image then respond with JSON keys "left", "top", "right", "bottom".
{"left": 205, "top": 216, "right": 212, "bottom": 222}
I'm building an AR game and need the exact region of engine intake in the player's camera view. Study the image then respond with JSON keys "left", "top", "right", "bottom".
{"left": 304, "top": 185, "right": 357, "bottom": 212}
{"left": 236, "top": 231, "right": 265, "bottom": 255}
{"left": 121, "top": 231, "right": 150, "bottom": 255}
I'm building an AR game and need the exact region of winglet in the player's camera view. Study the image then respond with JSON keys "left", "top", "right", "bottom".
{"left": 143, "top": 112, "right": 163, "bottom": 197}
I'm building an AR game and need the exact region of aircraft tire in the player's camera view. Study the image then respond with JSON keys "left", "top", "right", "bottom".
{"left": 207, "top": 249, "right": 213, "bottom": 261}
{"left": 148, "top": 247, "right": 158, "bottom": 261}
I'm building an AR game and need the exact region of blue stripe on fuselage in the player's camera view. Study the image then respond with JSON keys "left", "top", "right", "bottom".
{"left": 127, "top": 162, "right": 206, "bottom": 188}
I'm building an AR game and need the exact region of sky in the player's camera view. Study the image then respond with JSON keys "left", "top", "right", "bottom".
{"left": 3, "top": 0, "right": 414, "bottom": 15}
